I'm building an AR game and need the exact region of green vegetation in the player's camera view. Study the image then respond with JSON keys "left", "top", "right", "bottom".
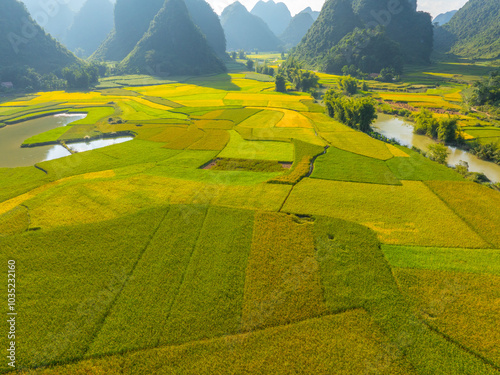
{"left": 314, "top": 216, "right": 499, "bottom": 374}
{"left": 311, "top": 147, "right": 400, "bottom": 185}
{"left": 2, "top": 67, "right": 500, "bottom": 375}
{"left": 121, "top": 0, "right": 226, "bottom": 75}
{"left": 383, "top": 245, "right": 500, "bottom": 276}
{"left": 92, "top": 0, "right": 164, "bottom": 61}
{"left": 386, "top": 147, "right": 464, "bottom": 181}
{"left": 435, "top": 0, "right": 500, "bottom": 59}
{"left": 293, "top": 0, "right": 433, "bottom": 72}
{"left": 324, "top": 89, "right": 377, "bottom": 132}
{"left": 86, "top": 205, "right": 207, "bottom": 354}
{"left": 0, "top": 0, "right": 77, "bottom": 76}
{"left": 280, "top": 12, "right": 315, "bottom": 49}
{"left": 158, "top": 206, "right": 254, "bottom": 345}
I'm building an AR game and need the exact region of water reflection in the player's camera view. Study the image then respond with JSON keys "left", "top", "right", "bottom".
{"left": 65, "top": 137, "right": 133, "bottom": 153}
{"left": 0, "top": 114, "right": 134, "bottom": 168}
{"left": 373, "top": 114, "right": 500, "bottom": 183}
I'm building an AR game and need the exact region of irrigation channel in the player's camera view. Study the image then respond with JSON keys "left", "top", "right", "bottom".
{"left": 373, "top": 114, "right": 500, "bottom": 183}
{"left": 0, "top": 114, "right": 133, "bottom": 168}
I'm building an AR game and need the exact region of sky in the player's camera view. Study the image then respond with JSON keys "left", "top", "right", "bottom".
{"left": 206, "top": 0, "right": 470, "bottom": 18}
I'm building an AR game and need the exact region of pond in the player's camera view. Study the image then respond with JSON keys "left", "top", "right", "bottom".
{"left": 372, "top": 114, "right": 500, "bottom": 183}
{"left": 0, "top": 114, "right": 133, "bottom": 168}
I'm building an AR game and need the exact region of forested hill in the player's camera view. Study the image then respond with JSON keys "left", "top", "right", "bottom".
{"left": 433, "top": 10, "right": 457, "bottom": 26}
{"left": 434, "top": 0, "right": 500, "bottom": 59}
{"left": 120, "top": 0, "right": 226, "bottom": 75}
{"left": 221, "top": 1, "right": 282, "bottom": 52}
{"left": 292, "top": 0, "right": 432, "bottom": 73}
{"left": 91, "top": 0, "right": 164, "bottom": 62}
{"left": 250, "top": 0, "right": 291, "bottom": 36}
{"left": 0, "top": 0, "right": 78, "bottom": 73}
{"left": 184, "top": 0, "right": 227, "bottom": 57}
{"left": 21, "top": 0, "right": 74, "bottom": 42}
{"left": 300, "top": 7, "right": 320, "bottom": 21}
{"left": 280, "top": 12, "right": 314, "bottom": 49}
{"left": 65, "top": 0, "right": 114, "bottom": 58}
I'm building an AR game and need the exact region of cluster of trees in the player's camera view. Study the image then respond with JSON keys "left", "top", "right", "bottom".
{"left": 0, "top": 66, "right": 66, "bottom": 92}
{"left": 471, "top": 71, "right": 500, "bottom": 106}
{"left": 413, "top": 109, "right": 462, "bottom": 144}
{"left": 469, "top": 141, "right": 500, "bottom": 165}
{"left": 0, "top": 62, "right": 108, "bottom": 92}
{"left": 324, "top": 89, "right": 377, "bottom": 132}
{"left": 276, "top": 59, "right": 319, "bottom": 93}
{"left": 255, "top": 64, "right": 275, "bottom": 76}
{"left": 62, "top": 64, "right": 104, "bottom": 90}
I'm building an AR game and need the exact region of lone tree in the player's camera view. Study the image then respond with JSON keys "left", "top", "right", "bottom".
{"left": 246, "top": 59, "right": 254, "bottom": 71}
{"left": 275, "top": 74, "right": 286, "bottom": 93}
{"left": 427, "top": 144, "right": 449, "bottom": 164}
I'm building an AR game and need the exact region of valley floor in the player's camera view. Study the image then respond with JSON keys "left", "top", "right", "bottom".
{"left": 0, "top": 68, "right": 499, "bottom": 374}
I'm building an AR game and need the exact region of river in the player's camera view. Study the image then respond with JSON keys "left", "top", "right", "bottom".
{"left": 0, "top": 114, "right": 133, "bottom": 168}
{"left": 372, "top": 114, "right": 500, "bottom": 183}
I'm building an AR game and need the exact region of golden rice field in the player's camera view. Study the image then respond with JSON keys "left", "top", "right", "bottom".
{"left": 1, "top": 71, "right": 500, "bottom": 374}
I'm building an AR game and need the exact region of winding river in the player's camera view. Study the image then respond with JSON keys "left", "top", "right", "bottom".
{"left": 373, "top": 114, "right": 500, "bottom": 183}
{"left": 0, "top": 114, "right": 133, "bottom": 168}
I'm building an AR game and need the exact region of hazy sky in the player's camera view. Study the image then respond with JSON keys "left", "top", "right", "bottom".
{"left": 206, "top": 0, "right": 470, "bottom": 17}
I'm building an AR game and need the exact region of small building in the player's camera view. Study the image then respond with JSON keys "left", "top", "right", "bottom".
{"left": 1, "top": 82, "right": 14, "bottom": 89}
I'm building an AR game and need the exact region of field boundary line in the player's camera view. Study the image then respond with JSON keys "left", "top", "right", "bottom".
{"left": 422, "top": 320, "right": 500, "bottom": 372}
{"left": 24, "top": 307, "right": 365, "bottom": 373}
{"left": 81, "top": 207, "right": 171, "bottom": 357}
{"left": 154, "top": 206, "right": 210, "bottom": 347}
{"left": 422, "top": 181, "right": 494, "bottom": 248}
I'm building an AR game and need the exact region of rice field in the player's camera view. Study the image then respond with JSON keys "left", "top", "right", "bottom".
{"left": 395, "top": 268, "right": 500, "bottom": 367}
{"left": 425, "top": 181, "right": 500, "bottom": 247}
{"left": 282, "top": 179, "right": 490, "bottom": 247}
{"left": 241, "top": 212, "right": 328, "bottom": 331}
{"left": 311, "top": 147, "right": 401, "bottom": 185}
{"left": 2, "top": 70, "right": 500, "bottom": 374}
{"left": 218, "top": 130, "right": 294, "bottom": 161}
{"left": 319, "top": 132, "right": 394, "bottom": 160}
